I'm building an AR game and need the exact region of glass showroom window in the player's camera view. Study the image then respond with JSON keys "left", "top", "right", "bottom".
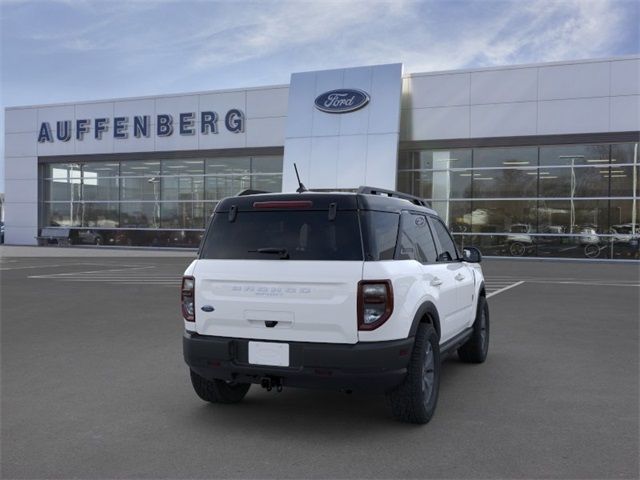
{"left": 469, "top": 200, "right": 538, "bottom": 233}
{"left": 205, "top": 157, "right": 251, "bottom": 201}
{"left": 39, "top": 155, "right": 284, "bottom": 240}
{"left": 120, "top": 161, "right": 161, "bottom": 201}
{"left": 83, "top": 202, "right": 119, "bottom": 228}
{"left": 120, "top": 202, "right": 159, "bottom": 228}
{"left": 45, "top": 201, "right": 82, "bottom": 227}
{"left": 473, "top": 147, "right": 538, "bottom": 169}
{"left": 41, "top": 163, "right": 82, "bottom": 227}
{"left": 161, "top": 202, "right": 205, "bottom": 229}
{"left": 82, "top": 162, "right": 119, "bottom": 202}
{"left": 250, "top": 156, "right": 284, "bottom": 192}
{"left": 430, "top": 201, "right": 471, "bottom": 233}
{"left": 398, "top": 142, "right": 639, "bottom": 259}
{"left": 41, "top": 163, "right": 82, "bottom": 202}
{"left": 539, "top": 144, "right": 609, "bottom": 166}
{"left": 471, "top": 168, "right": 538, "bottom": 198}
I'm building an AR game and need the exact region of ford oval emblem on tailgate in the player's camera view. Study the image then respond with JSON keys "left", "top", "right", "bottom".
{"left": 314, "top": 89, "right": 370, "bottom": 113}
{"left": 201, "top": 305, "right": 214, "bottom": 312}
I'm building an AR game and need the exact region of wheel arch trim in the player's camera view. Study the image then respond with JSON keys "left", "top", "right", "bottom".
{"left": 408, "top": 301, "right": 442, "bottom": 339}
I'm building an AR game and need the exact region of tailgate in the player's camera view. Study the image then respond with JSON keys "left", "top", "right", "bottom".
{"left": 193, "top": 260, "right": 363, "bottom": 344}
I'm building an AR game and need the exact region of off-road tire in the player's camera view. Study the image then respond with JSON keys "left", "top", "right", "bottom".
{"left": 190, "top": 369, "right": 251, "bottom": 404}
{"left": 458, "top": 296, "right": 489, "bottom": 363}
{"left": 386, "top": 323, "right": 440, "bottom": 424}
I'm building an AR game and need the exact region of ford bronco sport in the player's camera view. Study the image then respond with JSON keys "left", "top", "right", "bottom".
{"left": 182, "top": 186, "right": 488, "bottom": 424}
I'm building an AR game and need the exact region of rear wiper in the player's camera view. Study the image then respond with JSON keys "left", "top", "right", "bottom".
{"left": 249, "top": 247, "right": 290, "bottom": 259}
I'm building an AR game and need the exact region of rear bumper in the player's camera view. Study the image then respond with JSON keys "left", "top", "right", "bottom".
{"left": 183, "top": 332, "right": 414, "bottom": 393}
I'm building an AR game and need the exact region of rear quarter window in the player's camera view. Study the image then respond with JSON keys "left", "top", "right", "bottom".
{"left": 200, "top": 210, "right": 363, "bottom": 261}
{"left": 360, "top": 211, "right": 400, "bottom": 260}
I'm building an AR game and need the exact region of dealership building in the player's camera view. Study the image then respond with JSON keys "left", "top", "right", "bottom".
{"left": 3, "top": 56, "right": 639, "bottom": 259}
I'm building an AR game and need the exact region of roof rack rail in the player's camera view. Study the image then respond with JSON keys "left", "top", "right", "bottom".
{"left": 236, "top": 189, "right": 270, "bottom": 196}
{"left": 357, "top": 186, "right": 431, "bottom": 207}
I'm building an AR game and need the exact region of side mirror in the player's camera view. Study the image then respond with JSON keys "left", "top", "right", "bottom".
{"left": 463, "top": 247, "right": 482, "bottom": 263}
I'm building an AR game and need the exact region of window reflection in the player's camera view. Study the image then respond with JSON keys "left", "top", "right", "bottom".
{"left": 399, "top": 142, "right": 638, "bottom": 259}
{"left": 83, "top": 203, "right": 119, "bottom": 228}
{"left": 608, "top": 166, "right": 638, "bottom": 197}
{"left": 120, "top": 202, "right": 159, "bottom": 228}
{"left": 473, "top": 147, "right": 537, "bottom": 169}
{"left": 540, "top": 144, "right": 609, "bottom": 166}
{"left": 398, "top": 149, "right": 472, "bottom": 171}
{"left": 161, "top": 202, "right": 204, "bottom": 229}
{"left": 398, "top": 170, "right": 472, "bottom": 199}
{"left": 538, "top": 166, "right": 609, "bottom": 197}
{"left": 161, "top": 175, "right": 204, "bottom": 201}
{"left": 121, "top": 176, "right": 159, "bottom": 201}
{"left": 120, "top": 161, "right": 160, "bottom": 177}
{"left": 472, "top": 168, "right": 537, "bottom": 198}
{"left": 36, "top": 143, "right": 638, "bottom": 256}
{"left": 46, "top": 202, "right": 81, "bottom": 227}
{"left": 538, "top": 199, "right": 609, "bottom": 234}
{"left": 431, "top": 201, "right": 471, "bottom": 232}
{"left": 41, "top": 154, "right": 283, "bottom": 237}
{"left": 469, "top": 200, "right": 537, "bottom": 233}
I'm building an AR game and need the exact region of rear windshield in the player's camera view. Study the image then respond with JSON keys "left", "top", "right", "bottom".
{"left": 200, "top": 210, "right": 364, "bottom": 260}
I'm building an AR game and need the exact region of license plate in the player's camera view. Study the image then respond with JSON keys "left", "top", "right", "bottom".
{"left": 248, "top": 341, "right": 289, "bottom": 367}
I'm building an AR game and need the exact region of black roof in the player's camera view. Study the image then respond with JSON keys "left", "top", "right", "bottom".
{"left": 215, "top": 189, "right": 437, "bottom": 216}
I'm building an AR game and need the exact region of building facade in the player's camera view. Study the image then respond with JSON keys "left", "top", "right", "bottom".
{"left": 4, "top": 57, "right": 639, "bottom": 259}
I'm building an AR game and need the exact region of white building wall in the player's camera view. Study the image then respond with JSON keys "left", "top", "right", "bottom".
{"left": 282, "top": 64, "right": 403, "bottom": 192}
{"left": 401, "top": 56, "right": 640, "bottom": 141}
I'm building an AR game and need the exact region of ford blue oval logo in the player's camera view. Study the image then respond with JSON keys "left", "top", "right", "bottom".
{"left": 314, "top": 89, "right": 370, "bottom": 114}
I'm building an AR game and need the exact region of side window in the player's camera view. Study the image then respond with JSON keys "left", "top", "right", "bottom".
{"left": 429, "top": 217, "right": 459, "bottom": 262}
{"left": 396, "top": 212, "right": 438, "bottom": 263}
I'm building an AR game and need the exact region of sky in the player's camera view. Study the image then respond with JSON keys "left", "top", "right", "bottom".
{"left": 1, "top": 0, "right": 639, "bottom": 192}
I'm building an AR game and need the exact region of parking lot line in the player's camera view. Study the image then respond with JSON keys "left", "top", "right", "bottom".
{"left": 25, "top": 263, "right": 181, "bottom": 285}
{"left": 524, "top": 280, "right": 640, "bottom": 287}
{"left": 486, "top": 280, "right": 525, "bottom": 298}
{"left": 28, "top": 265, "right": 155, "bottom": 278}
{"left": 0, "top": 263, "right": 104, "bottom": 271}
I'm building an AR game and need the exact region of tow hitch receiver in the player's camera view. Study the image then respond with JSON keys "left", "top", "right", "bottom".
{"left": 260, "top": 376, "right": 283, "bottom": 392}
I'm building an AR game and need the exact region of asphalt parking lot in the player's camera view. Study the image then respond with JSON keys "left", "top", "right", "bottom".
{"left": 1, "top": 251, "right": 638, "bottom": 479}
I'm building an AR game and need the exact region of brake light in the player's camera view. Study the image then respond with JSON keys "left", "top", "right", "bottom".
{"left": 253, "top": 200, "right": 313, "bottom": 209}
{"left": 181, "top": 276, "right": 195, "bottom": 322}
{"left": 357, "top": 280, "right": 393, "bottom": 330}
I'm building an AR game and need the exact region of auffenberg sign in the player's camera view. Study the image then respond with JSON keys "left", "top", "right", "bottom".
{"left": 37, "top": 109, "right": 245, "bottom": 143}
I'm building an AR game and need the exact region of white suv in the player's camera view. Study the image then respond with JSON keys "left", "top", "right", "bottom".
{"left": 182, "top": 187, "right": 489, "bottom": 424}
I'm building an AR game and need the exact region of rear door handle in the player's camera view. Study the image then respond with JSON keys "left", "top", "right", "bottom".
{"left": 455, "top": 273, "right": 465, "bottom": 281}
{"left": 430, "top": 277, "right": 443, "bottom": 286}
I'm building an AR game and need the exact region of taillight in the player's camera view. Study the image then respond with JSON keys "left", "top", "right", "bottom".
{"left": 357, "top": 280, "right": 393, "bottom": 330}
{"left": 181, "top": 276, "right": 195, "bottom": 322}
